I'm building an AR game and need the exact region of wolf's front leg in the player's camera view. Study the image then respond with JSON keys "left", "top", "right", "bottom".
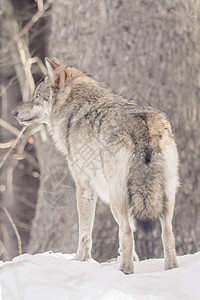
{"left": 74, "top": 185, "right": 97, "bottom": 261}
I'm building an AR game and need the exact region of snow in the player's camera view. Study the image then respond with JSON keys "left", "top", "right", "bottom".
{"left": 0, "top": 251, "right": 200, "bottom": 300}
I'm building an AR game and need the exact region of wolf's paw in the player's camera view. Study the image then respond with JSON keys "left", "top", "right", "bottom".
{"left": 120, "top": 262, "right": 134, "bottom": 274}
{"left": 73, "top": 251, "right": 91, "bottom": 262}
{"left": 165, "top": 259, "right": 178, "bottom": 270}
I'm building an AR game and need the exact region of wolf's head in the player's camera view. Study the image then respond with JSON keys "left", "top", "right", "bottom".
{"left": 12, "top": 57, "right": 82, "bottom": 126}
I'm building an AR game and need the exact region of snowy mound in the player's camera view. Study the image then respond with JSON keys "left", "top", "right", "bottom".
{"left": 0, "top": 251, "right": 200, "bottom": 300}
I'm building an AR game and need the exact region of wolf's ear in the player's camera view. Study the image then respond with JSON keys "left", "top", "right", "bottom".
{"left": 45, "top": 57, "right": 66, "bottom": 89}
{"left": 52, "top": 57, "right": 61, "bottom": 65}
{"left": 45, "top": 57, "right": 58, "bottom": 83}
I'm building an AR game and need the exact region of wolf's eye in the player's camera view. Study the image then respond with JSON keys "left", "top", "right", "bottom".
{"left": 35, "top": 94, "right": 40, "bottom": 99}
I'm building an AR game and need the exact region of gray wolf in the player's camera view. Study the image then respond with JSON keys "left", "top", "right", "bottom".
{"left": 13, "top": 57, "right": 179, "bottom": 274}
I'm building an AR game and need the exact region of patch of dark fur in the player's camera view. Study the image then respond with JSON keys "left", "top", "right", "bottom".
{"left": 127, "top": 183, "right": 133, "bottom": 206}
{"left": 145, "top": 150, "right": 151, "bottom": 164}
{"left": 137, "top": 219, "right": 157, "bottom": 234}
{"left": 161, "top": 195, "right": 167, "bottom": 216}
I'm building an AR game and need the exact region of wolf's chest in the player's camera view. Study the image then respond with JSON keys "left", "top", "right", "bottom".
{"left": 50, "top": 124, "right": 68, "bottom": 156}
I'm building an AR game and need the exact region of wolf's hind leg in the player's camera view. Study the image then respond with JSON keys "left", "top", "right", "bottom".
{"left": 128, "top": 216, "right": 139, "bottom": 261}
{"left": 110, "top": 199, "right": 134, "bottom": 274}
{"left": 74, "top": 185, "right": 96, "bottom": 261}
{"left": 159, "top": 200, "right": 178, "bottom": 270}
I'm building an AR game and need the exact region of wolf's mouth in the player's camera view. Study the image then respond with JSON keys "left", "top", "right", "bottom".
{"left": 17, "top": 117, "right": 37, "bottom": 125}
{"left": 20, "top": 118, "right": 33, "bottom": 122}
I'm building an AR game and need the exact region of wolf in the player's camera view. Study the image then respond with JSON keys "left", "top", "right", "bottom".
{"left": 13, "top": 57, "right": 179, "bottom": 274}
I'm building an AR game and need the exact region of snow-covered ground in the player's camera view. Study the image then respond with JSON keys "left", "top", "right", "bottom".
{"left": 0, "top": 251, "right": 200, "bottom": 300}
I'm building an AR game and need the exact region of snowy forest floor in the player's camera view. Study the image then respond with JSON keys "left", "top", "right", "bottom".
{"left": 0, "top": 251, "right": 200, "bottom": 300}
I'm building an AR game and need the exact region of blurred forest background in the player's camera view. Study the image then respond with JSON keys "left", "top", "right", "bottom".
{"left": 0, "top": 0, "right": 199, "bottom": 262}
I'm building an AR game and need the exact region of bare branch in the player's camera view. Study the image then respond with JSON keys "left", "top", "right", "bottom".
{"left": 1, "top": 0, "right": 37, "bottom": 100}
{"left": 27, "top": 56, "right": 47, "bottom": 76}
{"left": 36, "top": 0, "right": 44, "bottom": 12}
{"left": 0, "top": 140, "right": 15, "bottom": 149}
{"left": 13, "top": 152, "right": 39, "bottom": 170}
{"left": 2, "top": 207, "right": 22, "bottom": 256}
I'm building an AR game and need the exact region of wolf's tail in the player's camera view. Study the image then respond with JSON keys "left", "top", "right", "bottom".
{"left": 127, "top": 148, "right": 165, "bottom": 233}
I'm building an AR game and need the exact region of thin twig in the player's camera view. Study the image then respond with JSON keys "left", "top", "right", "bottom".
{"left": 17, "top": 196, "right": 36, "bottom": 210}
{"left": 15, "top": 220, "right": 31, "bottom": 231}
{"left": 0, "top": 76, "right": 18, "bottom": 97}
{"left": 17, "top": 124, "right": 43, "bottom": 154}
{"left": 7, "top": 162, "right": 17, "bottom": 206}
{"left": 2, "top": 207, "right": 22, "bottom": 256}
{"left": 1, "top": 85, "right": 8, "bottom": 119}
{"left": 2, "top": 0, "right": 35, "bottom": 101}
{"left": 0, "top": 118, "right": 21, "bottom": 136}
{"left": 0, "top": 126, "right": 28, "bottom": 169}
{"left": 0, "top": 239, "right": 11, "bottom": 260}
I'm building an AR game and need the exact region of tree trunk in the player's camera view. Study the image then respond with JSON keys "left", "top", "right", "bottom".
{"left": 28, "top": 0, "right": 200, "bottom": 261}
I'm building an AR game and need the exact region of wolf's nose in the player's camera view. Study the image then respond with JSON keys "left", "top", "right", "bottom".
{"left": 12, "top": 111, "right": 18, "bottom": 117}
